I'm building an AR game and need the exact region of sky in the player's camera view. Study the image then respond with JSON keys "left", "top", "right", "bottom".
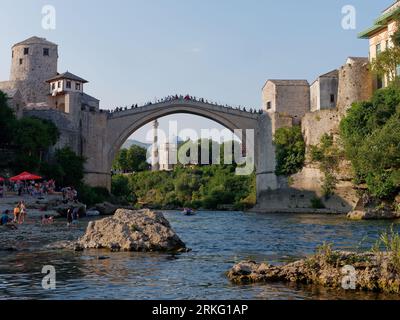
{"left": 0, "top": 0, "right": 392, "bottom": 144}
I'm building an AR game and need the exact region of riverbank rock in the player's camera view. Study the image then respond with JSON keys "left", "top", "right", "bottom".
{"left": 227, "top": 250, "right": 400, "bottom": 293}
{"left": 347, "top": 208, "right": 400, "bottom": 220}
{"left": 77, "top": 209, "right": 186, "bottom": 252}
{"left": 95, "top": 202, "right": 118, "bottom": 216}
{"left": 53, "top": 201, "right": 86, "bottom": 217}
{"left": 94, "top": 202, "right": 137, "bottom": 216}
{"left": 347, "top": 195, "right": 400, "bottom": 220}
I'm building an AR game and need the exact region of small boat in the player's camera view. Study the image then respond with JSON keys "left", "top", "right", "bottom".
{"left": 182, "top": 208, "right": 196, "bottom": 216}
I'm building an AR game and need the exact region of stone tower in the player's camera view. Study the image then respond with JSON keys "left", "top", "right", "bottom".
{"left": 10, "top": 36, "right": 58, "bottom": 103}
{"left": 337, "top": 57, "right": 373, "bottom": 116}
{"left": 151, "top": 120, "right": 160, "bottom": 171}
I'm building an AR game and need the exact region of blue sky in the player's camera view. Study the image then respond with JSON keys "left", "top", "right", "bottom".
{"left": 0, "top": 0, "right": 392, "bottom": 143}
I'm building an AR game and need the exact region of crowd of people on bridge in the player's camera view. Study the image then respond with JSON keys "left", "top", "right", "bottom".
{"left": 105, "top": 94, "right": 264, "bottom": 115}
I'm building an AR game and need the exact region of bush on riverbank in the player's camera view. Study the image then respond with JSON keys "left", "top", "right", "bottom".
{"left": 112, "top": 165, "right": 256, "bottom": 210}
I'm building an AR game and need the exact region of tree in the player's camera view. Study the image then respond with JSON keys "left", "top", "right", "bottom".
{"left": 340, "top": 86, "right": 400, "bottom": 199}
{"left": 0, "top": 91, "right": 16, "bottom": 148}
{"left": 370, "top": 46, "right": 400, "bottom": 83}
{"left": 13, "top": 117, "right": 59, "bottom": 172}
{"left": 127, "top": 145, "right": 149, "bottom": 172}
{"left": 113, "top": 145, "right": 148, "bottom": 172}
{"left": 274, "top": 126, "right": 306, "bottom": 176}
{"left": 41, "top": 147, "right": 85, "bottom": 187}
{"left": 112, "top": 149, "right": 129, "bottom": 172}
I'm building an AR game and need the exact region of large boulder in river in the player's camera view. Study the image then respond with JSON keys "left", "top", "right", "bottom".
{"left": 77, "top": 209, "right": 186, "bottom": 252}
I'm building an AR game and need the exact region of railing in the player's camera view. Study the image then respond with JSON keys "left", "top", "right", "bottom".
{"left": 101, "top": 95, "right": 263, "bottom": 116}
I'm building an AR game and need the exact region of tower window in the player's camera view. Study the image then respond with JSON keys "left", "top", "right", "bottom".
{"left": 58, "top": 81, "right": 62, "bottom": 89}
{"left": 330, "top": 94, "right": 335, "bottom": 103}
{"left": 24, "top": 48, "right": 29, "bottom": 55}
{"left": 51, "top": 83, "right": 56, "bottom": 91}
{"left": 43, "top": 48, "right": 49, "bottom": 56}
{"left": 19, "top": 58, "right": 23, "bottom": 65}
{"left": 75, "top": 83, "right": 81, "bottom": 91}
{"left": 66, "top": 81, "right": 71, "bottom": 89}
{"left": 266, "top": 101, "right": 272, "bottom": 110}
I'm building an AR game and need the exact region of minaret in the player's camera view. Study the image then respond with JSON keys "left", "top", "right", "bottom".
{"left": 151, "top": 120, "right": 160, "bottom": 171}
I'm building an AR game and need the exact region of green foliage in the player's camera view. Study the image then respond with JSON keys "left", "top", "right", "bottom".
{"left": 310, "top": 134, "right": 342, "bottom": 198}
{"left": 340, "top": 86, "right": 400, "bottom": 199}
{"left": 113, "top": 145, "right": 149, "bottom": 173}
{"left": 11, "top": 117, "right": 59, "bottom": 172}
{"left": 274, "top": 126, "right": 306, "bottom": 176}
{"left": 41, "top": 147, "right": 85, "bottom": 187}
{"left": 116, "top": 165, "right": 256, "bottom": 210}
{"left": 77, "top": 184, "right": 111, "bottom": 207}
{"left": 370, "top": 46, "right": 400, "bottom": 83}
{"left": 372, "top": 226, "right": 400, "bottom": 274}
{"left": 111, "top": 175, "right": 131, "bottom": 197}
{"left": 391, "top": 15, "right": 400, "bottom": 47}
{"left": 177, "top": 139, "right": 241, "bottom": 166}
{"left": 0, "top": 91, "right": 17, "bottom": 148}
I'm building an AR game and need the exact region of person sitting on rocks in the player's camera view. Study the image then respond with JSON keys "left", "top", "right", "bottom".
{"left": 41, "top": 215, "right": 54, "bottom": 225}
{"left": 1, "top": 210, "right": 17, "bottom": 230}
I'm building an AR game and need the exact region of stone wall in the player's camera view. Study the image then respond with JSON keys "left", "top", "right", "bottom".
{"left": 270, "top": 112, "right": 293, "bottom": 133}
{"left": 337, "top": 57, "right": 373, "bottom": 114}
{"left": 262, "top": 80, "right": 310, "bottom": 123}
{"left": 301, "top": 109, "right": 340, "bottom": 148}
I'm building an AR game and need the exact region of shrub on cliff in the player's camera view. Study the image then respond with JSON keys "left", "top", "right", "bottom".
{"left": 340, "top": 86, "right": 400, "bottom": 199}
{"left": 310, "top": 134, "right": 343, "bottom": 198}
{"left": 274, "top": 126, "right": 305, "bottom": 176}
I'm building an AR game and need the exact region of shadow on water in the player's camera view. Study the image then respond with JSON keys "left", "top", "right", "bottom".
{"left": 0, "top": 211, "right": 400, "bottom": 299}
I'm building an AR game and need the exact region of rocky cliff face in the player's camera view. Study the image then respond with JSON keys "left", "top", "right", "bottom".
{"left": 76, "top": 209, "right": 187, "bottom": 252}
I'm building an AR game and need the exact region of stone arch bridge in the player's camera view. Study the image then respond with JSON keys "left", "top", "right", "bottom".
{"left": 82, "top": 98, "right": 278, "bottom": 202}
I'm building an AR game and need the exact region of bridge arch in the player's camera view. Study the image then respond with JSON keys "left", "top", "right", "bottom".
{"left": 82, "top": 98, "right": 279, "bottom": 204}
{"left": 105, "top": 100, "right": 260, "bottom": 168}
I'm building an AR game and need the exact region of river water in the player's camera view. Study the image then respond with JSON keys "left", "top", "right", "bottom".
{"left": 1, "top": 211, "right": 400, "bottom": 300}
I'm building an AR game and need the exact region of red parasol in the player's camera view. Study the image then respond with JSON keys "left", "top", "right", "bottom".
{"left": 10, "top": 172, "right": 42, "bottom": 182}
{"left": 0, "top": 177, "right": 5, "bottom": 182}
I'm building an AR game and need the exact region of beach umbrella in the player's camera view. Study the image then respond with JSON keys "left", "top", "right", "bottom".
{"left": 0, "top": 177, "right": 5, "bottom": 182}
{"left": 10, "top": 172, "right": 42, "bottom": 182}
